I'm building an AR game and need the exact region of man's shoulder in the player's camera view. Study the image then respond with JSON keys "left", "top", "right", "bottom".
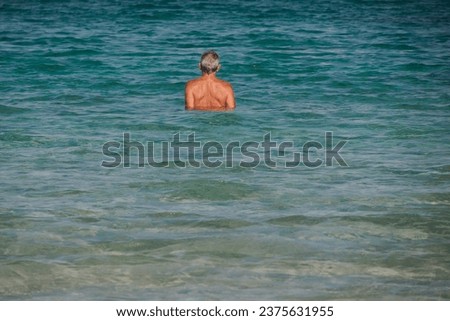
{"left": 186, "top": 77, "right": 205, "bottom": 90}
{"left": 216, "top": 78, "right": 233, "bottom": 89}
{"left": 186, "top": 78, "right": 199, "bottom": 87}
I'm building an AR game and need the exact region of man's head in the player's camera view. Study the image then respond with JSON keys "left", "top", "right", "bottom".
{"left": 199, "top": 50, "right": 220, "bottom": 74}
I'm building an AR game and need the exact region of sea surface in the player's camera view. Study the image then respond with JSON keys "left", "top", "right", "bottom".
{"left": 1, "top": 0, "right": 449, "bottom": 300}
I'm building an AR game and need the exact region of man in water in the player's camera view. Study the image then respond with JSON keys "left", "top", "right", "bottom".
{"left": 185, "top": 50, "right": 236, "bottom": 111}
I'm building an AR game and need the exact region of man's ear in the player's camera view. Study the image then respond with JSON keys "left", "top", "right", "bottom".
{"left": 216, "top": 64, "right": 221, "bottom": 72}
{"left": 198, "top": 63, "right": 201, "bottom": 70}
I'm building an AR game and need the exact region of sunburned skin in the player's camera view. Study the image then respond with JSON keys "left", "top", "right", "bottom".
{"left": 185, "top": 73, "right": 235, "bottom": 111}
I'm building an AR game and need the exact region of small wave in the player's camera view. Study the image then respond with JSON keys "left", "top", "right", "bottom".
{"left": 0, "top": 105, "right": 30, "bottom": 115}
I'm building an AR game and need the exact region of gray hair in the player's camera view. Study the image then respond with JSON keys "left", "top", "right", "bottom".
{"left": 200, "top": 50, "right": 220, "bottom": 74}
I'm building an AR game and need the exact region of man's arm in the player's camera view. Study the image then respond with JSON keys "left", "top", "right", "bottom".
{"left": 225, "top": 85, "right": 236, "bottom": 109}
{"left": 185, "top": 83, "right": 195, "bottom": 110}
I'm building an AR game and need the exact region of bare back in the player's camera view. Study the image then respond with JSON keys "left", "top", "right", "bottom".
{"left": 185, "top": 74, "right": 235, "bottom": 111}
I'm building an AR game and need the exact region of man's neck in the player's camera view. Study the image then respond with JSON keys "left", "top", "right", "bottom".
{"left": 201, "top": 72, "right": 217, "bottom": 80}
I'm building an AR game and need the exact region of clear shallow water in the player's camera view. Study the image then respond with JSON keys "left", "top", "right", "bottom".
{"left": 1, "top": 0, "right": 449, "bottom": 300}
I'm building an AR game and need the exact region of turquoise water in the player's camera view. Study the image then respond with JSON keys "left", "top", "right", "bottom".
{"left": 1, "top": 0, "right": 449, "bottom": 300}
